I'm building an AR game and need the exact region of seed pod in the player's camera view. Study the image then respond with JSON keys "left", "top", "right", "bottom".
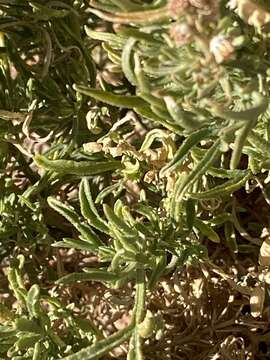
{"left": 250, "top": 285, "right": 265, "bottom": 318}
{"left": 137, "top": 310, "right": 156, "bottom": 338}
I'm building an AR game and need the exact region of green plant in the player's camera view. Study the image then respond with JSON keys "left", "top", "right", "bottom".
{"left": 1, "top": 0, "right": 270, "bottom": 359}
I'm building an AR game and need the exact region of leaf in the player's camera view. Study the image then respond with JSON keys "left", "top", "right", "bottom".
{"left": 15, "top": 318, "right": 42, "bottom": 335}
{"left": 103, "top": 204, "right": 136, "bottom": 237}
{"left": 189, "top": 171, "right": 251, "bottom": 199}
{"left": 79, "top": 178, "right": 109, "bottom": 234}
{"left": 34, "top": 155, "right": 121, "bottom": 176}
{"left": 60, "top": 323, "right": 134, "bottom": 360}
{"left": 48, "top": 197, "right": 103, "bottom": 248}
{"left": 95, "top": 183, "right": 122, "bottom": 204}
{"left": 29, "top": 2, "right": 69, "bottom": 20}
{"left": 74, "top": 85, "right": 147, "bottom": 108}
{"left": 172, "top": 140, "right": 220, "bottom": 220}
{"left": 122, "top": 38, "right": 137, "bottom": 85}
{"left": 56, "top": 269, "right": 120, "bottom": 284}
{"left": 135, "top": 104, "right": 183, "bottom": 135}
{"left": 15, "top": 334, "right": 41, "bottom": 351}
{"left": 103, "top": 204, "right": 139, "bottom": 253}
{"left": 160, "top": 128, "right": 214, "bottom": 176}
{"left": 248, "top": 130, "right": 270, "bottom": 157}
{"left": 0, "top": 325, "right": 16, "bottom": 339}
{"left": 32, "top": 342, "right": 41, "bottom": 360}
{"left": 7, "top": 268, "right": 27, "bottom": 305}
{"left": 52, "top": 238, "right": 97, "bottom": 252}
{"left": 194, "top": 219, "right": 220, "bottom": 243}
{"left": 148, "top": 255, "right": 167, "bottom": 291}
{"left": 89, "top": 6, "right": 169, "bottom": 25}
{"left": 230, "top": 119, "right": 257, "bottom": 169}
{"left": 26, "top": 285, "right": 40, "bottom": 319}
{"left": 85, "top": 27, "right": 125, "bottom": 47}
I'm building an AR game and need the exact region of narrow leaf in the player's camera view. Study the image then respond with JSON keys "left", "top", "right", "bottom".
{"left": 194, "top": 219, "right": 220, "bottom": 243}
{"left": 48, "top": 197, "right": 103, "bottom": 248}
{"left": 56, "top": 269, "right": 119, "bottom": 284}
{"left": 34, "top": 155, "right": 121, "bottom": 176}
{"left": 60, "top": 323, "right": 134, "bottom": 360}
{"left": 190, "top": 171, "right": 251, "bottom": 199}
{"left": 74, "top": 85, "right": 147, "bottom": 108}
{"left": 79, "top": 178, "right": 109, "bottom": 234}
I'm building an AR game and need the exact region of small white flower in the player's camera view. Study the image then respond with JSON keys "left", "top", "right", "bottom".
{"left": 169, "top": 22, "right": 192, "bottom": 46}
{"left": 209, "top": 34, "right": 235, "bottom": 64}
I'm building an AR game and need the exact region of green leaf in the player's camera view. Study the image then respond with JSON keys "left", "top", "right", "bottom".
{"left": 85, "top": 27, "right": 125, "bottom": 47}
{"left": 52, "top": 238, "right": 97, "bottom": 252}
{"left": 103, "top": 204, "right": 139, "bottom": 253}
{"left": 194, "top": 219, "right": 220, "bottom": 243}
{"left": 160, "top": 128, "right": 214, "bottom": 176}
{"left": 172, "top": 140, "right": 221, "bottom": 220}
{"left": 34, "top": 155, "right": 121, "bottom": 176}
{"left": 56, "top": 269, "right": 120, "bottom": 284}
{"left": 48, "top": 197, "right": 103, "bottom": 248}
{"left": 122, "top": 38, "right": 137, "bottom": 85}
{"left": 32, "top": 342, "right": 41, "bottom": 360}
{"left": 190, "top": 171, "right": 251, "bottom": 199}
{"left": 60, "top": 323, "right": 134, "bottom": 360}
{"left": 148, "top": 255, "right": 167, "bottom": 291}
{"left": 79, "top": 178, "right": 109, "bottom": 234}
{"left": 15, "top": 318, "right": 42, "bottom": 335}
{"left": 26, "top": 285, "right": 40, "bottom": 319}
{"left": 74, "top": 85, "right": 147, "bottom": 108}
{"left": 15, "top": 334, "right": 41, "bottom": 351}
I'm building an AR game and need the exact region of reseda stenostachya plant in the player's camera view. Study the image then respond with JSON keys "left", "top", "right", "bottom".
{"left": 2, "top": 1, "right": 270, "bottom": 359}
